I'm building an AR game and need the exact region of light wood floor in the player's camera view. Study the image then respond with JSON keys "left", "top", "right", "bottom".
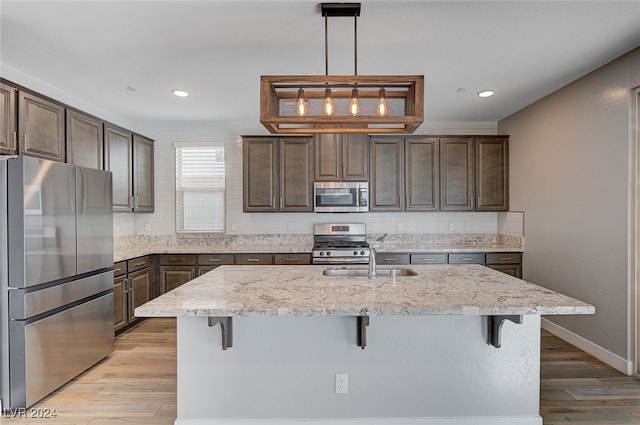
{"left": 4, "top": 318, "right": 640, "bottom": 424}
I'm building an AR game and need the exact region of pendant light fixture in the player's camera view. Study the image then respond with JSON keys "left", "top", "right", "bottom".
{"left": 260, "top": 3, "right": 424, "bottom": 134}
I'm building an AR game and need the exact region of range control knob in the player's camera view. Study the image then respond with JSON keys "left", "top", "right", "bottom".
{"left": 319, "top": 251, "right": 325, "bottom": 256}
{"left": 327, "top": 251, "right": 332, "bottom": 256}
{"left": 353, "top": 251, "right": 358, "bottom": 256}
{"left": 360, "top": 251, "right": 366, "bottom": 256}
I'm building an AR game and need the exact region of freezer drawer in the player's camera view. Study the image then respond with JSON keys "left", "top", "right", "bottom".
{"left": 9, "top": 270, "right": 113, "bottom": 320}
{"left": 8, "top": 292, "right": 114, "bottom": 408}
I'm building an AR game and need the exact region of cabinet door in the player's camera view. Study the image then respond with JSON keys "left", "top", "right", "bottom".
{"left": 105, "top": 124, "right": 133, "bottom": 211}
{"left": 279, "top": 137, "right": 313, "bottom": 211}
{"left": 18, "top": 91, "right": 65, "bottom": 162}
{"left": 0, "top": 82, "right": 17, "bottom": 155}
{"left": 315, "top": 133, "right": 368, "bottom": 181}
{"left": 440, "top": 137, "right": 474, "bottom": 211}
{"left": 66, "top": 109, "right": 104, "bottom": 170}
{"left": 370, "top": 137, "right": 404, "bottom": 211}
{"left": 113, "top": 275, "right": 128, "bottom": 331}
{"left": 133, "top": 134, "right": 154, "bottom": 212}
{"left": 128, "top": 267, "right": 151, "bottom": 323}
{"left": 475, "top": 137, "right": 508, "bottom": 211}
{"left": 487, "top": 264, "right": 522, "bottom": 278}
{"left": 160, "top": 266, "right": 196, "bottom": 293}
{"left": 405, "top": 137, "right": 439, "bottom": 210}
{"left": 243, "top": 137, "right": 278, "bottom": 211}
{"left": 342, "top": 133, "right": 369, "bottom": 181}
{"left": 314, "top": 134, "right": 341, "bottom": 181}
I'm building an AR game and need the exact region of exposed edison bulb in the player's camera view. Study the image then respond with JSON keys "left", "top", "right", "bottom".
{"left": 295, "top": 89, "right": 307, "bottom": 116}
{"left": 324, "top": 88, "right": 335, "bottom": 116}
{"left": 349, "top": 88, "right": 360, "bottom": 116}
{"left": 376, "top": 88, "right": 388, "bottom": 117}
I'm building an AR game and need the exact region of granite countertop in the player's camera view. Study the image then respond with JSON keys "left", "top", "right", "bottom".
{"left": 135, "top": 264, "right": 594, "bottom": 318}
{"left": 114, "top": 244, "right": 313, "bottom": 262}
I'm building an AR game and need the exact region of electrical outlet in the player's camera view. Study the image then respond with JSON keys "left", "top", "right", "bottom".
{"left": 449, "top": 222, "right": 455, "bottom": 231}
{"left": 230, "top": 223, "right": 237, "bottom": 232}
{"left": 287, "top": 222, "right": 294, "bottom": 231}
{"left": 397, "top": 222, "right": 403, "bottom": 232}
{"left": 145, "top": 223, "right": 152, "bottom": 232}
{"left": 335, "top": 374, "right": 348, "bottom": 394}
{"left": 464, "top": 222, "right": 471, "bottom": 231}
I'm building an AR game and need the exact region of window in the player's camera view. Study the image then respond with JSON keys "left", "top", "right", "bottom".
{"left": 175, "top": 143, "right": 225, "bottom": 233}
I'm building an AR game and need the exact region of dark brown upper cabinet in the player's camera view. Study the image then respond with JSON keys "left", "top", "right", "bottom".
{"left": 370, "top": 136, "right": 439, "bottom": 211}
{"left": 133, "top": 135, "right": 154, "bottom": 212}
{"left": 243, "top": 136, "right": 314, "bottom": 212}
{"left": 18, "top": 91, "right": 65, "bottom": 162}
{"left": 105, "top": 126, "right": 154, "bottom": 212}
{"left": 66, "top": 109, "right": 104, "bottom": 170}
{"left": 315, "top": 133, "right": 368, "bottom": 181}
{"left": 0, "top": 82, "right": 17, "bottom": 155}
{"left": 105, "top": 124, "right": 133, "bottom": 212}
{"left": 369, "top": 137, "right": 404, "bottom": 211}
{"left": 440, "top": 136, "right": 509, "bottom": 211}
{"left": 475, "top": 137, "right": 509, "bottom": 211}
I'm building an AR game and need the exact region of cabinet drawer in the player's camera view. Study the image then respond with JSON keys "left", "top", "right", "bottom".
{"left": 448, "top": 253, "right": 484, "bottom": 264}
{"left": 113, "top": 260, "right": 127, "bottom": 277}
{"left": 159, "top": 254, "right": 196, "bottom": 266}
{"left": 127, "top": 255, "right": 153, "bottom": 272}
{"left": 410, "top": 254, "right": 447, "bottom": 265}
{"left": 376, "top": 253, "right": 409, "bottom": 265}
{"left": 274, "top": 253, "right": 311, "bottom": 265}
{"left": 197, "top": 254, "right": 234, "bottom": 266}
{"left": 236, "top": 254, "right": 273, "bottom": 265}
{"left": 485, "top": 252, "right": 522, "bottom": 265}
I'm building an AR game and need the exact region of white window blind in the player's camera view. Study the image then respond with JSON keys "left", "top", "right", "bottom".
{"left": 175, "top": 144, "right": 225, "bottom": 233}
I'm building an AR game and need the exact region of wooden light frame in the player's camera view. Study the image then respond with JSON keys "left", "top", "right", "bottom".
{"left": 260, "top": 75, "right": 424, "bottom": 134}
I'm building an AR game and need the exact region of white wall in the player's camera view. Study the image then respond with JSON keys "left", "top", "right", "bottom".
{"left": 130, "top": 120, "right": 503, "bottom": 236}
{"left": 499, "top": 47, "right": 640, "bottom": 360}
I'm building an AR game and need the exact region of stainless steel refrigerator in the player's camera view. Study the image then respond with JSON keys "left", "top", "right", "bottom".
{"left": 0, "top": 155, "right": 114, "bottom": 410}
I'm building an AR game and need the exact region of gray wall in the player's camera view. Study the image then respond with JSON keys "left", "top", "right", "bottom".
{"left": 499, "top": 47, "right": 640, "bottom": 359}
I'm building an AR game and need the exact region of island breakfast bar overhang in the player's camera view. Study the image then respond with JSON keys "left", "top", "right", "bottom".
{"left": 135, "top": 264, "right": 594, "bottom": 425}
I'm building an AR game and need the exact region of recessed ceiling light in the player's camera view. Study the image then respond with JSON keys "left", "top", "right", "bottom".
{"left": 477, "top": 90, "right": 494, "bottom": 98}
{"left": 456, "top": 87, "right": 466, "bottom": 93}
{"left": 126, "top": 86, "right": 136, "bottom": 92}
{"left": 172, "top": 89, "right": 189, "bottom": 97}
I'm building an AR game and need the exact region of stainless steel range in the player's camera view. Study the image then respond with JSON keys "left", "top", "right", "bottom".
{"left": 312, "top": 223, "right": 370, "bottom": 265}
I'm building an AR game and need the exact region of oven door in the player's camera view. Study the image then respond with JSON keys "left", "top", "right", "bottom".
{"left": 314, "top": 183, "right": 368, "bottom": 213}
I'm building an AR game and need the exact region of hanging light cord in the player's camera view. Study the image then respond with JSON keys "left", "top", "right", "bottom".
{"left": 325, "top": 14, "right": 329, "bottom": 76}
{"left": 354, "top": 14, "right": 357, "bottom": 76}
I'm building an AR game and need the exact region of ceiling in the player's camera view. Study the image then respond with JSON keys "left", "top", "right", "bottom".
{"left": 1, "top": 1, "right": 639, "bottom": 130}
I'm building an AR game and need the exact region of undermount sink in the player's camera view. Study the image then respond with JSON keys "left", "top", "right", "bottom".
{"left": 322, "top": 267, "right": 417, "bottom": 277}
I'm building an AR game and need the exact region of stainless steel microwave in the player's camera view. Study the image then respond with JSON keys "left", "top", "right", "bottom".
{"left": 314, "top": 182, "right": 369, "bottom": 213}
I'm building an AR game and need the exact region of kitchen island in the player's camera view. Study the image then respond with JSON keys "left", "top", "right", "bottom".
{"left": 135, "top": 264, "right": 594, "bottom": 425}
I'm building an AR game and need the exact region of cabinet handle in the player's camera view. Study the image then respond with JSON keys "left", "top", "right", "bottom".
{"left": 247, "top": 258, "right": 261, "bottom": 262}
{"left": 470, "top": 196, "right": 474, "bottom": 209}
{"left": 24, "top": 133, "right": 28, "bottom": 147}
{"left": 12, "top": 131, "right": 17, "bottom": 148}
{"left": 169, "top": 258, "right": 181, "bottom": 262}
{"left": 460, "top": 257, "right": 474, "bottom": 261}
{"left": 383, "top": 257, "right": 398, "bottom": 262}
{"left": 284, "top": 258, "right": 299, "bottom": 262}
{"left": 208, "top": 258, "right": 222, "bottom": 262}
{"left": 422, "top": 258, "right": 436, "bottom": 261}
{"left": 133, "top": 261, "right": 146, "bottom": 267}
{"left": 272, "top": 197, "right": 276, "bottom": 208}
{"left": 498, "top": 257, "right": 512, "bottom": 261}
{"left": 280, "top": 197, "right": 284, "bottom": 209}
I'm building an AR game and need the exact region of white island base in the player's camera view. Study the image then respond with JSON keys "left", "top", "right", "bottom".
{"left": 176, "top": 314, "right": 542, "bottom": 425}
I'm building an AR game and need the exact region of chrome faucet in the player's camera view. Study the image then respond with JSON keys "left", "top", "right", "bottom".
{"left": 369, "top": 246, "right": 377, "bottom": 279}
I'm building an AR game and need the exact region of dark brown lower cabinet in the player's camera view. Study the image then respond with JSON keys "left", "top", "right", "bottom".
{"left": 159, "top": 254, "right": 197, "bottom": 293}
{"left": 114, "top": 256, "right": 153, "bottom": 334}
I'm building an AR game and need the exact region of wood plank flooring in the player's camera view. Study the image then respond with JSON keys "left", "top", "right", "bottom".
{"left": 3, "top": 318, "right": 640, "bottom": 424}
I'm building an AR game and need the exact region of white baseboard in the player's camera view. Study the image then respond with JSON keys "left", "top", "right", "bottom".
{"left": 541, "top": 318, "right": 633, "bottom": 375}
{"left": 175, "top": 417, "right": 541, "bottom": 425}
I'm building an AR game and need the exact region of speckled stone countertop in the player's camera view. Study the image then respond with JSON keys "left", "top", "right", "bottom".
{"left": 134, "top": 264, "right": 593, "bottom": 318}
{"left": 114, "top": 233, "right": 523, "bottom": 262}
